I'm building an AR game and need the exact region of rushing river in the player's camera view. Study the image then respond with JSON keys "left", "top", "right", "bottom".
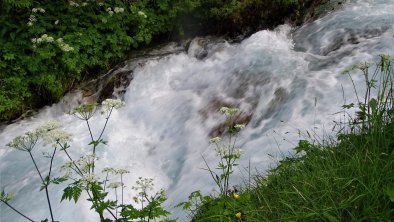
{"left": 1, "top": 0, "right": 394, "bottom": 221}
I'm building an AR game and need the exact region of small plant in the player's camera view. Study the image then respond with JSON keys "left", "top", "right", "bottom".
{"left": 178, "top": 106, "right": 247, "bottom": 220}
{"left": 341, "top": 54, "right": 393, "bottom": 132}
{"left": 204, "top": 107, "right": 245, "bottom": 201}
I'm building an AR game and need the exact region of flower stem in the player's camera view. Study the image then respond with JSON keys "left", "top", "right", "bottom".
{"left": 1, "top": 200, "right": 35, "bottom": 222}
{"left": 28, "top": 151, "right": 55, "bottom": 222}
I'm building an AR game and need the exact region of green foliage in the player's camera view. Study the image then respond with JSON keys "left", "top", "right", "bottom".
{"left": 0, "top": 0, "right": 197, "bottom": 122}
{"left": 61, "top": 184, "right": 82, "bottom": 203}
{"left": 0, "top": 0, "right": 313, "bottom": 122}
{"left": 180, "top": 107, "right": 247, "bottom": 220}
{"left": 192, "top": 56, "right": 394, "bottom": 221}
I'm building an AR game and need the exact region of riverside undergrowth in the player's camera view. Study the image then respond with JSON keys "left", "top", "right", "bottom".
{"left": 0, "top": 0, "right": 327, "bottom": 123}
{"left": 186, "top": 55, "right": 394, "bottom": 221}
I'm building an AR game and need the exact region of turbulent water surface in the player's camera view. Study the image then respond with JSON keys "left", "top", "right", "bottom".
{"left": 1, "top": 0, "right": 394, "bottom": 221}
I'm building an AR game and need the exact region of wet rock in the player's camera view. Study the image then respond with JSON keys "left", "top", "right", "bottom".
{"left": 187, "top": 36, "right": 227, "bottom": 60}
{"left": 303, "top": 0, "right": 346, "bottom": 23}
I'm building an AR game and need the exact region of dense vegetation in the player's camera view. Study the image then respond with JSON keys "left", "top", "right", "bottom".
{"left": 0, "top": 0, "right": 320, "bottom": 123}
{"left": 185, "top": 56, "right": 394, "bottom": 221}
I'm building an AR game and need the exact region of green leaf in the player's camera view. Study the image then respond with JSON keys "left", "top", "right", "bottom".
{"left": 51, "top": 176, "right": 68, "bottom": 185}
{"left": 294, "top": 140, "right": 314, "bottom": 154}
{"left": 323, "top": 212, "right": 339, "bottom": 222}
{"left": 385, "top": 186, "right": 394, "bottom": 202}
{"left": 62, "top": 185, "right": 82, "bottom": 203}
{"left": 3, "top": 53, "right": 15, "bottom": 60}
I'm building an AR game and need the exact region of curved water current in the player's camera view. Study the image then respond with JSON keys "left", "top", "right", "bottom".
{"left": 1, "top": 0, "right": 394, "bottom": 221}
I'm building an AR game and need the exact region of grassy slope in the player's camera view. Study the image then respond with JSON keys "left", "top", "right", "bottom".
{"left": 190, "top": 59, "right": 394, "bottom": 221}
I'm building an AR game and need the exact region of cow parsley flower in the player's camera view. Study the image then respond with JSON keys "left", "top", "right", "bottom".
{"left": 101, "top": 99, "right": 125, "bottom": 118}
{"left": 138, "top": 11, "right": 147, "bottom": 18}
{"left": 215, "top": 145, "right": 230, "bottom": 156}
{"left": 132, "top": 177, "right": 154, "bottom": 193}
{"left": 43, "top": 129, "right": 72, "bottom": 144}
{"left": 72, "top": 103, "right": 97, "bottom": 120}
{"left": 7, "top": 131, "right": 39, "bottom": 152}
{"left": 209, "top": 137, "right": 221, "bottom": 144}
{"left": 234, "top": 124, "right": 245, "bottom": 130}
{"left": 107, "top": 182, "right": 123, "bottom": 189}
{"left": 36, "top": 120, "right": 62, "bottom": 134}
{"left": 32, "top": 7, "right": 45, "bottom": 13}
{"left": 78, "top": 174, "right": 99, "bottom": 189}
{"left": 29, "top": 15, "right": 37, "bottom": 22}
{"left": 69, "top": 1, "right": 79, "bottom": 7}
{"left": 114, "top": 7, "right": 124, "bottom": 13}
{"left": 102, "top": 167, "right": 115, "bottom": 173}
{"left": 115, "top": 169, "right": 130, "bottom": 175}
{"left": 220, "top": 106, "right": 240, "bottom": 115}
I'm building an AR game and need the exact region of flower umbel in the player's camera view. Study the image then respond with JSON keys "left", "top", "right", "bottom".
{"left": 209, "top": 137, "right": 221, "bottom": 144}
{"left": 7, "top": 131, "right": 39, "bottom": 152}
{"left": 43, "top": 129, "right": 72, "bottom": 144}
{"left": 101, "top": 99, "right": 125, "bottom": 118}
{"left": 107, "top": 182, "right": 123, "bottom": 189}
{"left": 72, "top": 103, "right": 97, "bottom": 120}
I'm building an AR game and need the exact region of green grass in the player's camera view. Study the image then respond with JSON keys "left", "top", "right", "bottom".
{"left": 190, "top": 56, "right": 394, "bottom": 221}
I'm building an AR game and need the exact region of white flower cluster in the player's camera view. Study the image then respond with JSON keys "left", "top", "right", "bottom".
{"left": 31, "top": 34, "right": 54, "bottom": 44}
{"left": 31, "top": 35, "right": 74, "bottom": 52}
{"left": 114, "top": 7, "right": 124, "bottom": 13}
{"left": 54, "top": 20, "right": 59, "bottom": 25}
{"left": 57, "top": 38, "right": 74, "bottom": 52}
{"left": 209, "top": 136, "right": 221, "bottom": 144}
{"left": 106, "top": 7, "right": 114, "bottom": 16}
{"left": 28, "top": 7, "right": 45, "bottom": 26}
{"left": 43, "top": 129, "right": 72, "bottom": 144}
{"left": 7, "top": 120, "right": 70, "bottom": 151}
{"left": 234, "top": 124, "right": 246, "bottom": 130}
{"left": 69, "top": 1, "right": 79, "bottom": 7}
{"left": 219, "top": 107, "right": 240, "bottom": 116}
{"left": 214, "top": 145, "right": 243, "bottom": 158}
{"left": 36, "top": 120, "right": 62, "bottom": 134}
{"left": 115, "top": 168, "right": 130, "bottom": 175}
{"left": 32, "top": 7, "right": 45, "bottom": 13}
{"left": 63, "top": 154, "right": 99, "bottom": 174}
{"left": 138, "top": 11, "right": 147, "bottom": 18}
{"left": 101, "top": 99, "right": 125, "bottom": 117}
{"left": 107, "top": 182, "right": 123, "bottom": 189}
{"left": 233, "top": 148, "right": 244, "bottom": 158}
{"left": 80, "top": 154, "right": 99, "bottom": 173}
{"left": 78, "top": 174, "right": 99, "bottom": 189}
{"left": 132, "top": 177, "right": 154, "bottom": 193}
{"left": 7, "top": 131, "right": 39, "bottom": 152}
{"left": 102, "top": 99, "right": 125, "bottom": 110}
{"left": 102, "top": 167, "right": 115, "bottom": 173}
{"left": 27, "top": 15, "right": 36, "bottom": 26}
